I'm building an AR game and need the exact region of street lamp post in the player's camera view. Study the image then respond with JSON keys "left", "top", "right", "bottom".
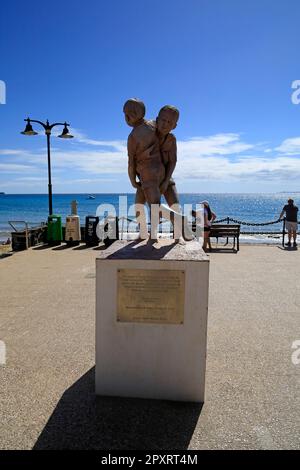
{"left": 21, "top": 118, "right": 73, "bottom": 215}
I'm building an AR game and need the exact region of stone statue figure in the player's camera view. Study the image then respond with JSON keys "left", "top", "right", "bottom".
{"left": 124, "top": 98, "right": 164, "bottom": 207}
{"left": 155, "top": 105, "right": 180, "bottom": 211}
{"left": 123, "top": 98, "right": 193, "bottom": 241}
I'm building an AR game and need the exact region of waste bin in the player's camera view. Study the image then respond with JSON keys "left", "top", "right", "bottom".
{"left": 47, "top": 215, "right": 63, "bottom": 245}
{"left": 65, "top": 215, "right": 81, "bottom": 246}
{"left": 85, "top": 215, "right": 99, "bottom": 247}
{"left": 103, "top": 217, "right": 119, "bottom": 248}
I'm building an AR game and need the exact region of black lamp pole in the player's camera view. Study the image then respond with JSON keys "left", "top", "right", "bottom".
{"left": 21, "top": 118, "right": 73, "bottom": 216}
{"left": 46, "top": 128, "right": 53, "bottom": 215}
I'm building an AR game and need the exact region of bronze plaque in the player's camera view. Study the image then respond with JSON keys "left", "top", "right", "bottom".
{"left": 117, "top": 269, "right": 185, "bottom": 324}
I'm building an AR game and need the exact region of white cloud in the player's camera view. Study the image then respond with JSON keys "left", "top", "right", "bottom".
{"left": 275, "top": 137, "right": 300, "bottom": 155}
{"left": 12, "top": 176, "right": 48, "bottom": 182}
{"left": 55, "top": 177, "right": 118, "bottom": 185}
{"left": 18, "top": 132, "right": 254, "bottom": 177}
{"left": 0, "top": 163, "right": 36, "bottom": 172}
{"left": 0, "top": 149, "right": 27, "bottom": 156}
{"left": 178, "top": 133, "right": 253, "bottom": 157}
{"left": 45, "top": 149, "right": 125, "bottom": 174}
{"left": 70, "top": 128, "right": 127, "bottom": 152}
{"left": 175, "top": 154, "right": 300, "bottom": 182}
{"left": 2, "top": 132, "right": 300, "bottom": 191}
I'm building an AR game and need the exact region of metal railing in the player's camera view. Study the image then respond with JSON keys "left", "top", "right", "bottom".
{"left": 118, "top": 215, "right": 297, "bottom": 246}
{"left": 213, "top": 216, "right": 299, "bottom": 247}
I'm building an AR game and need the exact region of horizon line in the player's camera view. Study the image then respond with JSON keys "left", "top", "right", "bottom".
{"left": 1, "top": 191, "right": 300, "bottom": 196}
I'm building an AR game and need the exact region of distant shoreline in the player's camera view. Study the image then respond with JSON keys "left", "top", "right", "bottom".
{"left": 2, "top": 191, "right": 300, "bottom": 196}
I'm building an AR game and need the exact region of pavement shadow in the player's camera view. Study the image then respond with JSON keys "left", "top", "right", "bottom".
{"left": 209, "top": 247, "right": 238, "bottom": 254}
{"left": 51, "top": 244, "right": 72, "bottom": 251}
{"left": 107, "top": 240, "right": 175, "bottom": 261}
{"left": 33, "top": 367, "right": 202, "bottom": 450}
{"left": 32, "top": 244, "right": 53, "bottom": 250}
{"left": 93, "top": 244, "right": 107, "bottom": 251}
{"left": 0, "top": 252, "right": 13, "bottom": 259}
{"left": 277, "top": 246, "right": 298, "bottom": 251}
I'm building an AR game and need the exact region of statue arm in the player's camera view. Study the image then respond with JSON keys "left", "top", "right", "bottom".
{"left": 164, "top": 151, "right": 177, "bottom": 182}
{"left": 160, "top": 137, "right": 177, "bottom": 193}
{"left": 127, "top": 135, "right": 140, "bottom": 189}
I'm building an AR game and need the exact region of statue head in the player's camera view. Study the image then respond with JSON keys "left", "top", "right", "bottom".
{"left": 123, "top": 98, "right": 145, "bottom": 127}
{"left": 156, "top": 105, "right": 179, "bottom": 136}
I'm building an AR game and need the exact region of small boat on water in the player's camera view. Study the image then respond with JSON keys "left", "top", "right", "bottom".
{"left": 87, "top": 195, "right": 95, "bottom": 200}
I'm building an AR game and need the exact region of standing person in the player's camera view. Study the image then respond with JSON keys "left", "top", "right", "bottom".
{"left": 192, "top": 201, "right": 216, "bottom": 252}
{"left": 280, "top": 198, "right": 298, "bottom": 247}
{"left": 202, "top": 201, "right": 216, "bottom": 252}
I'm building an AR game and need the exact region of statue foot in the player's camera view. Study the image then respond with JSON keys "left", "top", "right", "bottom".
{"left": 174, "top": 236, "right": 186, "bottom": 245}
{"left": 182, "top": 223, "right": 195, "bottom": 241}
{"left": 146, "top": 237, "right": 157, "bottom": 245}
{"left": 136, "top": 233, "right": 149, "bottom": 242}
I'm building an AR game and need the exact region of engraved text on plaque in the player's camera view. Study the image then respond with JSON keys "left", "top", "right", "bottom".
{"left": 117, "top": 269, "right": 185, "bottom": 324}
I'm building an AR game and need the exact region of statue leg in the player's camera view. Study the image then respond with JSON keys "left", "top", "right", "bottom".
{"left": 143, "top": 185, "right": 161, "bottom": 240}
{"left": 164, "top": 183, "right": 180, "bottom": 212}
{"left": 163, "top": 184, "right": 194, "bottom": 241}
{"left": 135, "top": 188, "right": 148, "bottom": 239}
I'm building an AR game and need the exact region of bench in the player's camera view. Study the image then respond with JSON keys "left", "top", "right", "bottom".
{"left": 11, "top": 225, "right": 47, "bottom": 251}
{"left": 209, "top": 224, "right": 240, "bottom": 251}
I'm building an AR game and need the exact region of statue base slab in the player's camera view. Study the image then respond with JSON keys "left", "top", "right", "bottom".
{"left": 95, "top": 239, "right": 209, "bottom": 402}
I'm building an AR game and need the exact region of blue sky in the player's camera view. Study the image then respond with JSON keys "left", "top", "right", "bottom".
{"left": 1, "top": 0, "right": 300, "bottom": 193}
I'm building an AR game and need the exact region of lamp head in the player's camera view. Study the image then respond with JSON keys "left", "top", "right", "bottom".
{"left": 21, "top": 118, "right": 38, "bottom": 136}
{"left": 58, "top": 122, "right": 73, "bottom": 139}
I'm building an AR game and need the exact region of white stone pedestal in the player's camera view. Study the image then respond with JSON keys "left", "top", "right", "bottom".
{"left": 95, "top": 239, "right": 209, "bottom": 402}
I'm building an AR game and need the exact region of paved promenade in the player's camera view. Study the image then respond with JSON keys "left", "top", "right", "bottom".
{"left": 0, "top": 244, "right": 299, "bottom": 449}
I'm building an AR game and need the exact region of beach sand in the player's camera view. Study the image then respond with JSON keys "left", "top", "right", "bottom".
{"left": 0, "top": 243, "right": 299, "bottom": 449}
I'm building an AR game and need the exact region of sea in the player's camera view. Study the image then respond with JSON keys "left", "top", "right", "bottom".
{"left": 0, "top": 193, "right": 298, "bottom": 244}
